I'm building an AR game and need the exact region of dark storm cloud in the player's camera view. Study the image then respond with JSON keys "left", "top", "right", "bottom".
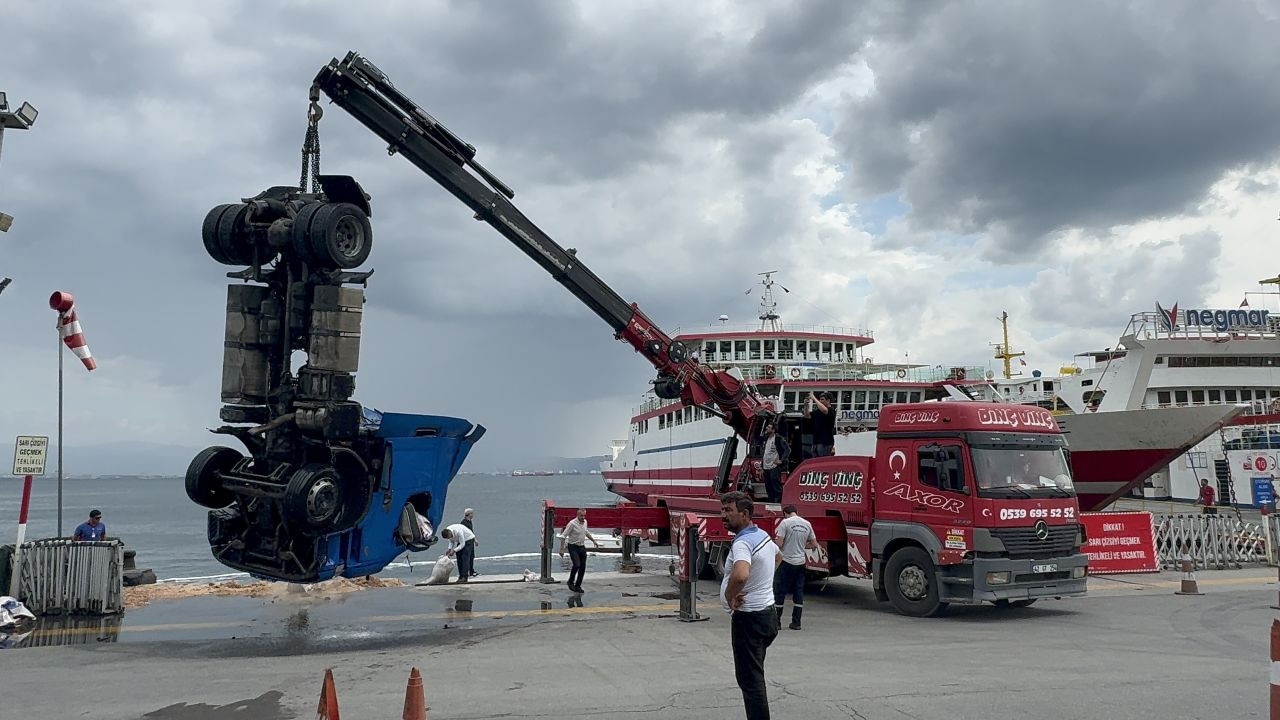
{"left": 0, "top": 1, "right": 895, "bottom": 469}
{"left": 837, "top": 0, "right": 1280, "bottom": 256}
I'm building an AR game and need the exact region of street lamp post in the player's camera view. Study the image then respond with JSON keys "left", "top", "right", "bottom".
{"left": 0, "top": 91, "right": 39, "bottom": 232}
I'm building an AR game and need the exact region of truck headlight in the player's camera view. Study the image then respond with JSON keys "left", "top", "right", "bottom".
{"left": 986, "top": 571, "right": 1011, "bottom": 585}
{"left": 1072, "top": 566, "right": 1087, "bottom": 579}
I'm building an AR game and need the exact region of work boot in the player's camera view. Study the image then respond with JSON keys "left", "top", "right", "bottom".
{"left": 776, "top": 605, "right": 785, "bottom": 624}
{"left": 789, "top": 606, "right": 802, "bottom": 630}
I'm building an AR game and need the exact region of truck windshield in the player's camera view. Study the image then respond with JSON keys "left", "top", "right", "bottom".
{"left": 970, "top": 447, "right": 1074, "bottom": 497}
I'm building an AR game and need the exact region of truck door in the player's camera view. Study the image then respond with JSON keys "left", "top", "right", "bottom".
{"left": 909, "top": 441, "right": 973, "bottom": 535}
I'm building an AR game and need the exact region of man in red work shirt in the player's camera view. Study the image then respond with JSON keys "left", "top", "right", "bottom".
{"left": 1197, "top": 479, "right": 1217, "bottom": 515}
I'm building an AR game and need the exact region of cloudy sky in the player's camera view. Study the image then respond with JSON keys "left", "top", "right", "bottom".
{"left": 2, "top": 0, "right": 1279, "bottom": 473}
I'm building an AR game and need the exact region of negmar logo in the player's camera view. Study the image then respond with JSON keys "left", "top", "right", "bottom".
{"left": 1156, "top": 302, "right": 1270, "bottom": 332}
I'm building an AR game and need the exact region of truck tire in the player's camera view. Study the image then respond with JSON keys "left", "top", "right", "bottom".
{"left": 284, "top": 463, "right": 344, "bottom": 531}
{"left": 216, "top": 202, "right": 257, "bottom": 266}
{"left": 185, "top": 446, "right": 241, "bottom": 509}
{"left": 308, "top": 202, "right": 372, "bottom": 269}
{"left": 884, "top": 546, "right": 948, "bottom": 617}
{"left": 290, "top": 201, "right": 326, "bottom": 263}
{"left": 202, "top": 204, "right": 237, "bottom": 264}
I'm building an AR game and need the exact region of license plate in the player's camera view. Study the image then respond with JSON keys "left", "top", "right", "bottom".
{"left": 1032, "top": 563, "right": 1058, "bottom": 573}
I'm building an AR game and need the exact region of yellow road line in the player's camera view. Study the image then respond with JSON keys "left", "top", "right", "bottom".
{"left": 20, "top": 603, "right": 680, "bottom": 641}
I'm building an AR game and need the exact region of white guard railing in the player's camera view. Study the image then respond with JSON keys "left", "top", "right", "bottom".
{"left": 13, "top": 539, "right": 124, "bottom": 615}
{"left": 1152, "top": 514, "right": 1267, "bottom": 569}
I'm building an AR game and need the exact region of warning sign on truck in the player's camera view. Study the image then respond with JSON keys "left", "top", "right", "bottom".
{"left": 1079, "top": 511, "right": 1159, "bottom": 574}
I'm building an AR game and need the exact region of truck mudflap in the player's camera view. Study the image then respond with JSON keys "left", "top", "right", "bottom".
{"left": 937, "top": 553, "right": 1089, "bottom": 604}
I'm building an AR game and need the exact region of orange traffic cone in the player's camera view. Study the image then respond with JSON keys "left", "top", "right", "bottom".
{"left": 1174, "top": 555, "right": 1203, "bottom": 596}
{"left": 402, "top": 667, "right": 427, "bottom": 720}
{"left": 317, "top": 668, "right": 341, "bottom": 720}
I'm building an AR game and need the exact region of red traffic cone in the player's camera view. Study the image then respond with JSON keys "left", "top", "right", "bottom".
{"left": 317, "top": 668, "right": 341, "bottom": 719}
{"left": 403, "top": 667, "right": 427, "bottom": 720}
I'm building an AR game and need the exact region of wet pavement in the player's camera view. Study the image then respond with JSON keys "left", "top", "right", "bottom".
{"left": 2, "top": 568, "right": 1277, "bottom": 719}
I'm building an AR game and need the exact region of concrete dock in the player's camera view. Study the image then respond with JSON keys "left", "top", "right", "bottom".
{"left": 1, "top": 567, "right": 1274, "bottom": 719}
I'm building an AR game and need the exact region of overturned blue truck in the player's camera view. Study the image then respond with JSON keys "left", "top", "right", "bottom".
{"left": 187, "top": 166, "right": 483, "bottom": 583}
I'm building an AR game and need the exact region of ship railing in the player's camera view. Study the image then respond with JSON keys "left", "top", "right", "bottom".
{"left": 1140, "top": 400, "right": 1280, "bottom": 417}
{"left": 673, "top": 322, "right": 874, "bottom": 339}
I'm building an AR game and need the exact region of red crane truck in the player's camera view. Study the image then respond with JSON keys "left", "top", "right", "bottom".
{"left": 309, "top": 51, "right": 1088, "bottom": 616}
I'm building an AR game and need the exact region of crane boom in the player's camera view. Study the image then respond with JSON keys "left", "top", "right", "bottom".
{"left": 311, "top": 52, "right": 770, "bottom": 440}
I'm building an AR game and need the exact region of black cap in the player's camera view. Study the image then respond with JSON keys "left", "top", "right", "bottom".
{"left": 817, "top": 391, "right": 833, "bottom": 399}
{"left": 89, "top": 509, "right": 101, "bottom": 518}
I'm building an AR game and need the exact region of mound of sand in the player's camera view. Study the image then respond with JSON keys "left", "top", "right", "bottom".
{"left": 123, "top": 576, "right": 405, "bottom": 609}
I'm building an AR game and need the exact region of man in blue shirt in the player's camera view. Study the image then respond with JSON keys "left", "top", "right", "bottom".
{"left": 73, "top": 509, "right": 106, "bottom": 541}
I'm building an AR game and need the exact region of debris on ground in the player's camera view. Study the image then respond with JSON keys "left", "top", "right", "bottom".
{"left": 123, "top": 576, "right": 405, "bottom": 609}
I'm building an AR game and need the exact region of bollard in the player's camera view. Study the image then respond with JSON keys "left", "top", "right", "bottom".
{"left": 403, "top": 667, "right": 427, "bottom": 720}
{"left": 1174, "top": 555, "right": 1203, "bottom": 596}
{"left": 538, "top": 502, "right": 559, "bottom": 584}
{"left": 677, "top": 513, "right": 708, "bottom": 623}
{"left": 316, "top": 668, "right": 341, "bottom": 720}
{"left": 620, "top": 535, "right": 642, "bottom": 574}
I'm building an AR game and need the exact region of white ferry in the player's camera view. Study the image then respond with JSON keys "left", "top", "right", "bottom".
{"left": 601, "top": 275, "right": 1239, "bottom": 511}
{"left": 981, "top": 295, "right": 1280, "bottom": 508}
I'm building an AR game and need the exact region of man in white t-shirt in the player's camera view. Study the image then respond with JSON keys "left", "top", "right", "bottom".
{"left": 440, "top": 523, "right": 476, "bottom": 583}
{"left": 720, "top": 490, "right": 781, "bottom": 720}
{"left": 773, "top": 505, "right": 818, "bottom": 630}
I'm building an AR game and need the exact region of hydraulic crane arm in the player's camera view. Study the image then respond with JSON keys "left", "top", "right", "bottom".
{"left": 311, "top": 52, "right": 770, "bottom": 440}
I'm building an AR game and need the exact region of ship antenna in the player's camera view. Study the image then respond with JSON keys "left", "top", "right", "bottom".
{"left": 990, "top": 311, "right": 1025, "bottom": 380}
{"left": 757, "top": 270, "right": 785, "bottom": 331}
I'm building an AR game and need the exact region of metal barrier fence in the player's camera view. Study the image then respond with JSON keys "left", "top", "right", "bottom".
{"left": 1153, "top": 514, "right": 1268, "bottom": 569}
{"left": 12, "top": 539, "right": 124, "bottom": 615}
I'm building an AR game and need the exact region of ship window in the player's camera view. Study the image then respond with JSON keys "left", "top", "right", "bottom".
{"left": 835, "top": 343, "right": 844, "bottom": 362}
{"left": 821, "top": 342, "right": 832, "bottom": 361}
{"left": 1192, "top": 390, "right": 1205, "bottom": 404}
{"left": 1044, "top": 381, "right": 1054, "bottom": 392}
{"left": 1168, "top": 357, "right": 1184, "bottom": 368}
{"left": 704, "top": 342, "right": 715, "bottom": 360}
{"left": 1225, "top": 389, "right": 1238, "bottom": 402}
{"left": 734, "top": 340, "right": 747, "bottom": 360}
{"left": 909, "top": 391, "right": 922, "bottom": 403}
{"left": 659, "top": 415, "right": 665, "bottom": 429}
{"left": 868, "top": 391, "right": 881, "bottom": 406}
{"left": 1241, "top": 390, "right": 1253, "bottom": 401}
{"left": 1157, "top": 391, "right": 1172, "bottom": 406}
{"left": 764, "top": 339, "right": 775, "bottom": 360}
{"left": 1175, "top": 390, "right": 1188, "bottom": 404}
{"left": 1210, "top": 356, "right": 1224, "bottom": 367}
{"left": 784, "top": 391, "right": 796, "bottom": 411}
{"left": 838, "top": 391, "right": 850, "bottom": 410}
{"left": 749, "top": 340, "right": 761, "bottom": 360}
{"left": 1224, "top": 356, "right": 1238, "bottom": 367}
{"left": 855, "top": 390, "right": 867, "bottom": 409}
{"left": 719, "top": 341, "right": 731, "bottom": 358}
{"left": 779, "top": 339, "right": 793, "bottom": 360}
{"left": 809, "top": 341, "right": 820, "bottom": 358}
{"left": 1208, "top": 389, "right": 1220, "bottom": 403}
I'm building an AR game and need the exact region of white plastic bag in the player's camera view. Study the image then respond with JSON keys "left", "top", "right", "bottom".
{"left": 425, "top": 554, "right": 456, "bottom": 585}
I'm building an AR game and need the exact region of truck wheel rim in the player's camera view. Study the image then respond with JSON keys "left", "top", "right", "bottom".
{"left": 898, "top": 565, "right": 928, "bottom": 601}
{"left": 334, "top": 215, "right": 364, "bottom": 259}
{"left": 307, "top": 478, "right": 339, "bottom": 523}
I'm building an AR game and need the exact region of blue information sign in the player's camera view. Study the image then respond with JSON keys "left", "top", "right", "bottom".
{"left": 1251, "top": 476, "right": 1275, "bottom": 508}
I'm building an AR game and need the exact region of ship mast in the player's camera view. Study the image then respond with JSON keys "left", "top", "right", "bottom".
{"left": 757, "top": 270, "right": 786, "bottom": 331}
{"left": 991, "top": 311, "right": 1025, "bottom": 380}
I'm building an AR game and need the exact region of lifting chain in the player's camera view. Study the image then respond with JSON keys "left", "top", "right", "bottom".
{"left": 299, "top": 85, "right": 323, "bottom": 194}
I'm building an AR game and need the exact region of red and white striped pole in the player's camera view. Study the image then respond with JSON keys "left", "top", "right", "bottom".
{"left": 1272, "top": 619, "right": 1280, "bottom": 720}
{"left": 8, "top": 474, "right": 33, "bottom": 597}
